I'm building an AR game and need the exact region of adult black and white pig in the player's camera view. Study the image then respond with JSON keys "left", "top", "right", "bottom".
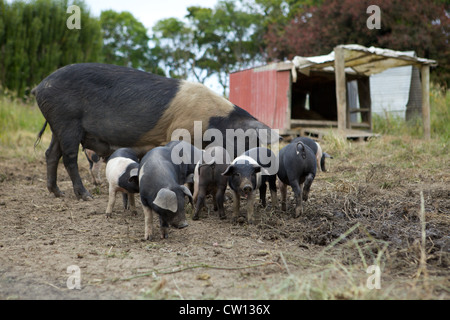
{"left": 105, "top": 148, "right": 140, "bottom": 218}
{"left": 139, "top": 145, "right": 194, "bottom": 240}
{"left": 32, "top": 63, "right": 279, "bottom": 201}
{"left": 243, "top": 147, "right": 278, "bottom": 208}
{"left": 192, "top": 146, "right": 231, "bottom": 220}
{"left": 292, "top": 137, "right": 333, "bottom": 172}
{"left": 277, "top": 140, "right": 317, "bottom": 217}
{"left": 222, "top": 155, "right": 262, "bottom": 224}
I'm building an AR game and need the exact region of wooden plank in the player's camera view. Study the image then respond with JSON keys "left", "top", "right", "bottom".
{"left": 334, "top": 47, "right": 347, "bottom": 130}
{"left": 288, "top": 127, "right": 380, "bottom": 141}
{"left": 349, "top": 108, "right": 370, "bottom": 113}
{"left": 357, "top": 77, "right": 372, "bottom": 131}
{"left": 421, "top": 65, "right": 431, "bottom": 139}
{"left": 350, "top": 122, "right": 371, "bottom": 128}
{"left": 291, "top": 119, "right": 338, "bottom": 127}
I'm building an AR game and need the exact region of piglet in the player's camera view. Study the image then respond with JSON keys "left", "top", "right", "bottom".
{"left": 166, "top": 140, "right": 203, "bottom": 193}
{"left": 105, "top": 148, "right": 140, "bottom": 218}
{"left": 277, "top": 140, "right": 316, "bottom": 217}
{"left": 84, "top": 148, "right": 105, "bottom": 185}
{"left": 222, "top": 155, "right": 261, "bottom": 224}
{"left": 139, "top": 145, "right": 193, "bottom": 240}
{"left": 193, "top": 146, "right": 231, "bottom": 220}
{"left": 292, "top": 137, "right": 333, "bottom": 172}
{"left": 244, "top": 147, "right": 278, "bottom": 208}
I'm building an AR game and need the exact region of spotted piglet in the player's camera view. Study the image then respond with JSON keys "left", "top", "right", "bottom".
{"left": 105, "top": 148, "right": 140, "bottom": 218}
{"left": 222, "top": 155, "right": 261, "bottom": 224}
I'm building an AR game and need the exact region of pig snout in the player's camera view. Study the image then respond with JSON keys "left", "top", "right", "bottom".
{"left": 172, "top": 219, "right": 189, "bottom": 229}
{"left": 242, "top": 184, "right": 253, "bottom": 194}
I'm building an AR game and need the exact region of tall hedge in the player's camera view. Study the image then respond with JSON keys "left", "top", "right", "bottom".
{"left": 0, "top": 0, "right": 103, "bottom": 98}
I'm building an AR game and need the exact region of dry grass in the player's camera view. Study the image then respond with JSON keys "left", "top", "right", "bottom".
{"left": 0, "top": 93, "right": 448, "bottom": 300}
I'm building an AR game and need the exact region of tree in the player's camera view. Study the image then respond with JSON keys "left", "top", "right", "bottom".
{"left": 263, "top": 0, "right": 449, "bottom": 87}
{"left": 0, "top": 0, "right": 103, "bottom": 98}
{"left": 151, "top": 0, "right": 263, "bottom": 94}
{"left": 152, "top": 17, "right": 195, "bottom": 79}
{"left": 188, "top": 0, "right": 263, "bottom": 94}
{"left": 100, "top": 10, "right": 163, "bottom": 74}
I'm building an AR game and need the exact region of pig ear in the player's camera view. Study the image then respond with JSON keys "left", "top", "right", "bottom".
{"left": 185, "top": 173, "right": 194, "bottom": 184}
{"left": 221, "top": 164, "right": 234, "bottom": 176}
{"left": 128, "top": 168, "right": 139, "bottom": 184}
{"left": 252, "top": 164, "right": 262, "bottom": 173}
{"left": 153, "top": 188, "right": 177, "bottom": 213}
{"left": 180, "top": 185, "right": 193, "bottom": 206}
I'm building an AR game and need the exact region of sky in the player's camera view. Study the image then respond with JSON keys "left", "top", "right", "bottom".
{"left": 85, "top": 0, "right": 216, "bottom": 31}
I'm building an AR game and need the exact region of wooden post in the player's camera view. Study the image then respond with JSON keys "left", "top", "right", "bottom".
{"left": 335, "top": 47, "right": 347, "bottom": 131}
{"left": 357, "top": 77, "right": 372, "bottom": 131}
{"left": 421, "top": 65, "right": 431, "bottom": 139}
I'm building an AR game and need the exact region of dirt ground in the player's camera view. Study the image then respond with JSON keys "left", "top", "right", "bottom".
{"left": 0, "top": 139, "right": 449, "bottom": 300}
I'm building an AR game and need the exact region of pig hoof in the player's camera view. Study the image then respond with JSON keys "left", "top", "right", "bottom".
{"left": 160, "top": 233, "right": 169, "bottom": 239}
{"left": 131, "top": 210, "right": 138, "bottom": 216}
{"left": 237, "top": 216, "right": 246, "bottom": 224}
{"left": 144, "top": 235, "right": 153, "bottom": 241}
{"left": 192, "top": 214, "right": 200, "bottom": 221}
{"left": 293, "top": 208, "right": 303, "bottom": 218}
{"left": 50, "top": 188, "right": 65, "bottom": 198}
{"left": 106, "top": 213, "right": 112, "bottom": 218}
{"left": 82, "top": 194, "right": 94, "bottom": 201}
{"left": 76, "top": 190, "right": 93, "bottom": 201}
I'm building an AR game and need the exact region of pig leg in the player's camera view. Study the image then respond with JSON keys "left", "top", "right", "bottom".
{"left": 91, "top": 160, "right": 103, "bottom": 185}
{"left": 291, "top": 180, "right": 303, "bottom": 218}
{"left": 86, "top": 156, "right": 96, "bottom": 184}
{"left": 302, "top": 174, "right": 314, "bottom": 201}
{"left": 128, "top": 193, "right": 137, "bottom": 215}
{"left": 143, "top": 205, "right": 154, "bottom": 240}
{"left": 45, "top": 134, "right": 64, "bottom": 197}
{"left": 246, "top": 192, "right": 258, "bottom": 224}
{"left": 122, "top": 193, "right": 129, "bottom": 210}
{"left": 212, "top": 192, "right": 218, "bottom": 211}
{"left": 106, "top": 186, "right": 117, "bottom": 218}
{"left": 193, "top": 189, "right": 206, "bottom": 220}
{"left": 231, "top": 191, "right": 240, "bottom": 224}
{"left": 215, "top": 187, "right": 226, "bottom": 220}
{"left": 269, "top": 176, "right": 278, "bottom": 208}
{"left": 259, "top": 181, "right": 267, "bottom": 207}
{"left": 278, "top": 179, "right": 287, "bottom": 211}
{"left": 159, "top": 216, "right": 169, "bottom": 239}
{"left": 58, "top": 128, "right": 93, "bottom": 201}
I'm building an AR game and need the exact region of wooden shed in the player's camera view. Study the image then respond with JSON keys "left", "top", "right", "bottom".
{"left": 229, "top": 44, "right": 437, "bottom": 139}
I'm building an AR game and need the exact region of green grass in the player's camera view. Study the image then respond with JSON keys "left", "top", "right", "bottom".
{"left": 372, "top": 85, "right": 449, "bottom": 143}
{"left": 0, "top": 95, "right": 48, "bottom": 159}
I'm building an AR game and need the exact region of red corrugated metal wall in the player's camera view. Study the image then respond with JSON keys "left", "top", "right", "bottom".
{"left": 229, "top": 68, "right": 291, "bottom": 133}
